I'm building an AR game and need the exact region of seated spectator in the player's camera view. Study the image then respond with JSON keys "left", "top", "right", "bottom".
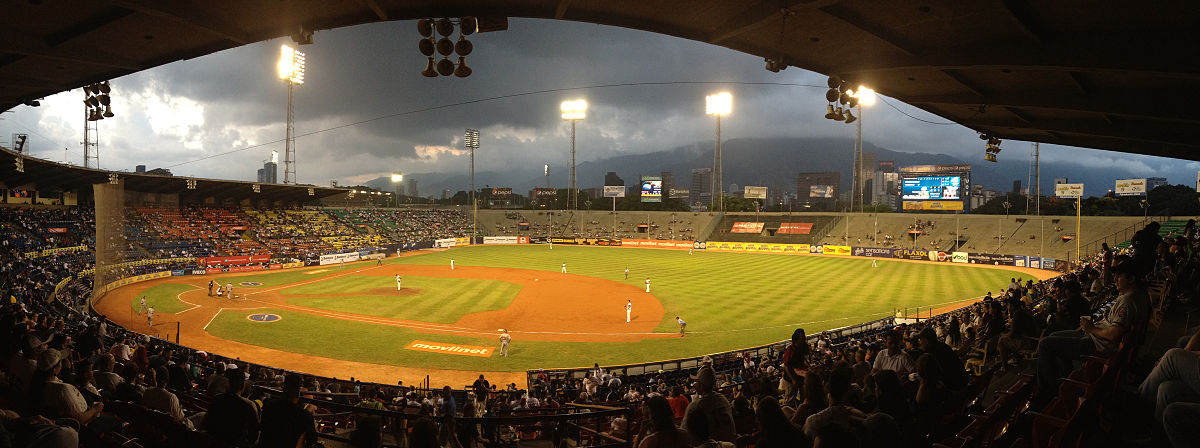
{"left": 92, "top": 354, "right": 123, "bottom": 392}
{"left": 913, "top": 354, "right": 948, "bottom": 413}
{"left": 638, "top": 396, "right": 690, "bottom": 448}
{"left": 0, "top": 408, "right": 79, "bottom": 448}
{"left": 871, "top": 331, "right": 914, "bottom": 376}
{"left": 731, "top": 396, "right": 757, "bottom": 436}
{"left": 754, "top": 396, "right": 804, "bottom": 448}
{"left": 996, "top": 301, "right": 1039, "bottom": 370}
{"left": 260, "top": 374, "right": 319, "bottom": 448}
{"left": 871, "top": 370, "right": 910, "bottom": 425}
{"left": 917, "top": 327, "right": 967, "bottom": 390}
{"left": 205, "top": 368, "right": 260, "bottom": 447}
{"left": 31, "top": 349, "right": 104, "bottom": 426}
{"left": 669, "top": 386, "right": 689, "bottom": 420}
{"left": 141, "top": 367, "right": 192, "bottom": 429}
{"left": 1036, "top": 257, "right": 1149, "bottom": 395}
{"left": 684, "top": 409, "right": 733, "bottom": 448}
{"left": 789, "top": 373, "right": 827, "bottom": 427}
{"left": 681, "top": 367, "right": 736, "bottom": 443}
{"left": 803, "top": 364, "right": 866, "bottom": 441}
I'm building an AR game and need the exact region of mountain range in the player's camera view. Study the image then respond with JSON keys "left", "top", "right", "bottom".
{"left": 365, "top": 137, "right": 1185, "bottom": 199}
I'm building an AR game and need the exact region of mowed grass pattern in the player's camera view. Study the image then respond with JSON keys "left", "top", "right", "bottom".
{"left": 207, "top": 246, "right": 1029, "bottom": 371}
{"left": 282, "top": 275, "right": 521, "bottom": 323}
{"left": 133, "top": 284, "right": 196, "bottom": 314}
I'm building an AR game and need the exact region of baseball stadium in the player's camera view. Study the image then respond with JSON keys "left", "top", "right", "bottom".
{"left": 1, "top": 3, "right": 1198, "bottom": 448}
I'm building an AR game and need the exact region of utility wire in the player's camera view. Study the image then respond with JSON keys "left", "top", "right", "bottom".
{"left": 877, "top": 95, "right": 957, "bottom": 125}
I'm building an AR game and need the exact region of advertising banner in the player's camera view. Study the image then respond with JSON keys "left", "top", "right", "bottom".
{"left": 518, "top": 236, "right": 529, "bottom": 244}
{"left": 1055, "top": 183, "right": 1084, "bottom": 198}
{"left": 640, "top": 176, "right": 662, "bottom": 203}
{"left": 778, "top": 223, "right": 813, "bottom": 234}
{"left": 731, "top": 222, "right": 765, "bottom": 233}
{"left": 670, "top": 188, "right": 690, "bottom": 199}
{"left": 744, "top": 186, "right": 767, "bottom": 199}
{"left": 603, "top": 186, "right": 626, "bottom": 198}
{"left": 319, "top": 252, "right": 360, "bottom": 266}
{"left": 1012, "top": 255, "right": 1028, "bottom": 267}
{"left": 434, "top": 238, "right": 456, "bottom": 248}
{"left": 491, "top": 187, "right": 512, "bottom": 197}
{"left": 952, "top": 252, "right": 968, "bottom": 263}
{"left": 810, "top": 245, "right": 824, "bottom": 254}
{"left": 269, "top": 264, "right": 283, "bottom": 270}
{"left": 809, "top": 185, "right": 835, "bottom": 198}
{"left": 967, "top": 253, "right": 1016, "bottom": 265}
{"left": 1028, "top": 257, "right": 1041, "bottom": 269}
{"left": 933, "top": 251, "right": 950, "bottom": 262}
{"left": 1114, "top": 179, "right": 1147, "bottom": 196}
{"left": 893, "top": 249, "right": 931, "bottom": 260}
{"left": 824, "top": 245, "right": 851, "bottom": 256}
{"left": 405, "top": 340, "right": 493, "bottom": 358}
{"left": 171, "top": 270, "right": 187, "bottom": 276}
{"left": 47, "top": 227, "right": 68, "bottom": 234}
{"left": 529, "top": 236, "right": 548, "bottom": 244}
{"left": 621, "top": 239, "right": 693, "bottom": 249}
{"left": 483, "top": 236, "right": 520, "bottom": 245}
{"left": 852, "top": 247, "right": 895, "bottom": 258}
{"left": 902, "top": 201, "right": 964, "bottom": 211}
{"left": 199, "top": 254, "right": 270, "bottom": 266}
{"left": 693, "top": 241, "right": 707, "bottom": 250}
{"left": 227, "top": 265, "right": 266, "bottom": 273}
{"left": 707, "top": 241, "right": 808, "bottom": 253}
{"left": 549, "top": 237, "right": 622, "bottom": 246}
{"left": 190, "top": 269, "right": 207, "bottom": 275}
{"left": 282, "top": 262, "right": 304, "bottom": 269}
{"left": 534, "top": 187, "right": 557, "bottom": 198}
{"left": 455, "top": 237, "right": 472, "bottom": 246}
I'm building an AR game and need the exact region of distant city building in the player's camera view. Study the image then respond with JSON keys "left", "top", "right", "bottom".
{"left": 604, "top": 171, "right": 624, "bottom": 187}
{"left": 145, "top": 168, "right": 172, "bottom": 176}
{"left": 1012, "top": 180, "right": 1022, "bottom": 194}
{"left": 407, "top": 178, "right": 418, "bottom": 197}
{"left": 441, "top": 189, "right": 451, "bottom": 200}
{"left": 690, "top": 167, "right": 713, "bottom": 210}
{"left": 135, "top": 165, "right": 146, "bottom": 173}
{"left": 256, "top": 151, "right": 279, "bottom": 184}
{"left": 1054, "top": 178, "right": 1068, "bottom": 185}
{"left": 878, "top": 160, "right": 895, "bottom": 173}
{"left": 661, "top": 171, "right": 675, "bottom": 198}
{"left": 1146, "top": 177, "right": 1168, "bottom": 192}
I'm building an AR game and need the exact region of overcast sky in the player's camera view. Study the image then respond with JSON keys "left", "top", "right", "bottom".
{"left": 2, "top": 19, "right": 1195, "bottom": 192}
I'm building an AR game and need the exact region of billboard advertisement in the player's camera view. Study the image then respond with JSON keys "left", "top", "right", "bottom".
{"left": 534, "top": 188, "right": 557, "bottom": 198}
{"left": 967, "top": 253, "right": 1016, "bottom": 265}
{"left": 902, "top": 201, "right": 965, "bottom": 211}
{"left": 893, "top": 249, "right": 930, "bottom": 260}
{"left": 640, "top": 176, "right": 662, "bottom": 202}
{"left": 902, "top": 176, "right": 961, "bottom": 200}
{"left": 744, "top": 186, "right": 767, "bottom": 199}
{"left": 199, "top": 254, "right": 270, "bottom": 266}
{"left": 319, "top": 252, "right": 360, "bottom": 266}
{"left": 809, "top": 185, "right": 835, "bottom": 198}
{"left": 603, "top": 185, "right": 626, "bottom": 198}
{"left": 824, "top": 245, "right": 851, "bottom": 256}
{"left": 670, "top": 188, "right": 690, "bottom": 199}
{"left": 731, "top": 222, "right": 765, "bottom": 233}
{"left": 778, "top": 223, "right": 813, "bottom": 234}
{"left": 952, "top": 252, "right": 968, "bottom": 263}
{"left": 1114, "top": 179, "right": 1146, "bottom": 196}
{"left": 1055, "top": 183, "right": 1083, "bottom": 198}
{"left": 852, "top": 247, "right": 895, "bottom": 258}
{"left": 491, "top": 187, "right": 512, "bottom": 197}
{"left": 482, "top": 236, "right": 520, "bottom": 245}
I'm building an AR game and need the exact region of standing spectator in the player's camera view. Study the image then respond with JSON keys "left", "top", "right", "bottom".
{"left": 259, "top": 374, "right": 318, "bottom": 448}
{"left": 781, "top": 328, "right": 809, "bottom": 403}
{"left": 917, "top": 327, "right": 968, "bottom": 390}
{"left": 668, "top": 386, "right": 689, "bottom": 420}
{"left": 205, "top": 368, "right": 260, "bottom": 447}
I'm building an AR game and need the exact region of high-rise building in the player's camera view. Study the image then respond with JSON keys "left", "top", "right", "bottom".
{"left": 407, "top": 178, "right": 418, "bottom": 197}
{"left": 441, "top": 189, "right": 451, "bottom": 200}
{"left": 690, "top": 167, "right": 713, "bottom": 210}
{"left": 604, "top": 171, "right": 624, "bottom": 186}
{"left": 1012, "top": 180, "right": 1022, "bottom": 194}
{"left": 256, "top": 151, "right": 279, "bottom": 184}
{"left": 661, "top": 171, "right": 675, "bottom": 198}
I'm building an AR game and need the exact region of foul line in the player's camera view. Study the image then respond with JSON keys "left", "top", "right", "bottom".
{"left": 174, "top": 289, "right": 201, "bottom": 315}
{"left": 202, "top": 309, "right": 225, "bottom": 331}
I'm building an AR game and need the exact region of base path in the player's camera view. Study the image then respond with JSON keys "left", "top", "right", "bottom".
{"left": 94, "top": 260, "right": 667, "bottom": 387}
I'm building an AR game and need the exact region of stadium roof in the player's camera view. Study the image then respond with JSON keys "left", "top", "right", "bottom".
{"left": 3, "top": 1, "right": 1198, "bottom": 160}
{"left": 0, "top": 147, "right": 348, "bottom": 202}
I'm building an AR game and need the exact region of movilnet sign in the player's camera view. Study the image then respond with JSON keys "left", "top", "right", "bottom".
{"left": 405, "top": 341, "right": 493, "bottom": 357}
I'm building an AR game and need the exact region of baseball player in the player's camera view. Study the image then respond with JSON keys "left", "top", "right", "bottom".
{"left": 396, "top": 274, "right": 403, "bottom": 290}
{"left": 872, "top": 258, "right": 878, "bottom": 268}
{"left": 645, "top": 278, "right": 651, "bottom": 293}
{"left": 208, "top": 280, "right": 214, "bottom": 296}
{"left": 624, "top": 267, "right": 629, "bottom": 280}
{"left": 676, "top": 316, "right": 686, "bottom": 337}
{"left": 561, "top": 263, "right": 567, "bottom": 273}
{"left": 499, "top": 330, "right": 511, "bottom": 357}
{"left": 689, "top": 247, "right": 694, "bottom": 255}
{"left": 625, "top": 300, "right": 632, "bottom": 323}
{"left": 139, "top": 296, "right": 148, "bottom": 314}
{"left": 377, "top": 258, "right": 383, "bottom": 266}
{"left": 450, "top": 259, "right": 455, "bottom": 270}
{"left": 147, "top": 306, "right": 155, "bottom": 329}
{"left": 226, "top": 283, "right": 233, "bottom": 300}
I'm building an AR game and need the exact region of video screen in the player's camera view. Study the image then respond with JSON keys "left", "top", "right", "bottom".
{"left": 901, "top": 176, "right": 961, "bottom": 201}
{"left": 640, "top": 176, "right": 662, "bottom": 203}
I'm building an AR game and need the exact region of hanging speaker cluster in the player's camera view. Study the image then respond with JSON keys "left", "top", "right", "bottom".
{"left": 83, "top": 81, "right": 114, "bottom": 121}
{"left": 823, "top": 75, "right": 859, "bottom": 124}
{"left": 981, "top": 133, "right": 1002, "bottom": 162}
{"left": 418, "top": 17, "right": 477, "bottom": 78}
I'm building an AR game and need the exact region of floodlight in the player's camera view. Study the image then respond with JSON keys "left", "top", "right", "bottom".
{"left": 392, "top": 173, "right": 404, "bottom": 183}
{"left": 278, "top": 44, "right": 306, "bottom": 84}
{"left": 417, "top": 19, "right": 434, "bottom": 37}
{"left": 422, "top": 58, "right": 437, "bottom": 77}
{"left": 561, "top": 99, "right": 587, "bottom": 120}
{"left": 460, "top": 17, "right": 478, "bottom": 35}
{"left": 706, "top": 92, "right": 731, "bottom": 116}
{"left": 455, "top": 36, "right": 473, "bottom": 56}
{"left": 102, "top": 105, "right": 114, "bottom": 118}
{"left": 419, "top": 38, "right": 435, "bottom": 56}
{"left": 436, "top": 37, "right": 454, "bottom": 56}
{"left": 454, "top": 57, "right": 471, "bottom": 78}
{"left": 436, "top": 58, "right": 454, "bottom": 76}
{"left": 436, "top": 18, "right": 454, "bottom": 36}
{"left": 853, "top": 86, "right": 876, "bottom": 106}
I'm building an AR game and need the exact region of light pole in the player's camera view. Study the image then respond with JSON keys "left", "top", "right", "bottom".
{"left": 464, "top": 129, "right": 480, "bottom": 240}
{"left": 561, "top": 100, "right": 587, "bottom": 211}
{"left": 1000, "top": 200, "right": 1012, "bottom": 252}
{"left": 277, "top": 45, "right": 306, "bottom": 184}
{"left": 391, "top": 173, "right": 403, "bottom": 207}
{"left": 849, "top": 87, "right": 876, "bottom": 212}
{"left": 706, "top": 92, "right": 732, "bottom": 213}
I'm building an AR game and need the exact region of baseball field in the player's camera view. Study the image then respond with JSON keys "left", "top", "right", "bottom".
{"left": 99, "top": 245, "right": 1052, "bottom": 386}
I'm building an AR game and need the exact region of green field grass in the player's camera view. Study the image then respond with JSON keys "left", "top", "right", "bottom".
{"left": 218, "top": 264, "right": 365, "bottom": 288}
{"left": 283, "top": 275, "right": 522, "bottom": 322}
{"left": 132, "top": 284, "right": 196, "bottom": 314}
{"left": 200, "top": 246, "right": 1027, "bottom": 371}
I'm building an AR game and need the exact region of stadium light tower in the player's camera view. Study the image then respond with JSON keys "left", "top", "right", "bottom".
{"left": 278, "top": 44, "right": 306, "bottom": 184}
{"left": 465, "top": 129, "right": 480, "bottom": 239}
{"left": 706, "top": 92, "right": 731, "bottom": 213}
{"left": 391, "top": 172, "right": 403, "bottom": 207}
{"left": 850, "top": 86, "right": 875, "bottom": 212}
{"left": 561, "top": 99, "right": 586, "bottom": 210}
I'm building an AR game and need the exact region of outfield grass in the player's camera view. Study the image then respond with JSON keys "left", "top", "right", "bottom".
{"left": 283, "top": 275, "right": 522, "bottom": 323}
{"left": 218, "top": 264, "right": 365, "bottom": 288}
{"left": 204, "top": 246, "right": 1024, "bottom": 371}
{"left": 132, "top": 284, "right": 196, "bottom": 314}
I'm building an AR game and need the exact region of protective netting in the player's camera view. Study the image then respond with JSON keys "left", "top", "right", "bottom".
{"left": 91, "top": 182, "right": 126, "bottom": 306}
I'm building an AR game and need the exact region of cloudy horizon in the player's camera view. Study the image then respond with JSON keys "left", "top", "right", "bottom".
{"left": 2, "top": 18, "right": 1195, "bottom": 195}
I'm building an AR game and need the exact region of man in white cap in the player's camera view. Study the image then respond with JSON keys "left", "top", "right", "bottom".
{"left": 645, "top": 278, "right": 651, "bottom": 293}
{"left": 140, "top": 296, "right": 148, "bottom": 314}
{"left": 396, "top": 274, "right": 403, "bottom": 291}
{"left": 625, "top": 299, "right": 632, "bottom": 323}
{"left": 147, "top": 306, "right": 155, "bottom": 329}
{"left": 499, "top": 330, "right": 511, "bottom": 357}
{"left": 39, "top": 348, "right": 105, "bottom": 425}
{"left": 681, "top": 366, "right": 736, "bottom": 443}
{"left": 561, "top": 263, "right": 567, "bottom": 273}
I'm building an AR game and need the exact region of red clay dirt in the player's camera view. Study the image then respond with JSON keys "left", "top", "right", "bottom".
{"left": 95, "top": 259, "right": 667, "bottom": 387}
